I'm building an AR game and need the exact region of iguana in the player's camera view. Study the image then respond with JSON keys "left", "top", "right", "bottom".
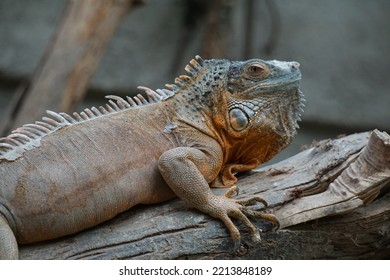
{"left": 0, "top": 55, "right": 303, "bottom": 259}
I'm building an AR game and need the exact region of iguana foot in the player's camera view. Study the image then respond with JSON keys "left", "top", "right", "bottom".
{"left": 204, "top": 189, "right": 279, "bottom": 251}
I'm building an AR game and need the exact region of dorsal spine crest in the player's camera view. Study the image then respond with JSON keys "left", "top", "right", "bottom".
{"left": 0, "top": 55, "right": 208, "bottom": 160}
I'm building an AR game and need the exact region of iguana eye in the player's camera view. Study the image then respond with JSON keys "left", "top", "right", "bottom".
{"left": 245, "top": 63, "right": 269, "bottom": 79}
{"left": 248, "top": 65, "right": 263, "bottom": 75}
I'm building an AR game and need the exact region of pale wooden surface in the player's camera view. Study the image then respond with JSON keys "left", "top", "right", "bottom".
{"left": 19, "top": 130, "right": 390, "bottom": 259}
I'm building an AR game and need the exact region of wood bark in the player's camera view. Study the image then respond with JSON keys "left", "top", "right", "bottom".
{"left": 0, "top": 0, "right": 141, "bottom": 135}
{"left": 18, "top": 130, "right": 390, "bottom": 259}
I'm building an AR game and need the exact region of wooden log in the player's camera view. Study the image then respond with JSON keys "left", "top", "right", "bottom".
{"left": 1, "top": 0, "right": 141, "bottom": 135}
{"left": 19, "top": 130, "right": 390, "bottom": 259}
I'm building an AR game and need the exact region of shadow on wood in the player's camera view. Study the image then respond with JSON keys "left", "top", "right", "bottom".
{"left": 19, "top": 130, "right": 390, "bottom": 259}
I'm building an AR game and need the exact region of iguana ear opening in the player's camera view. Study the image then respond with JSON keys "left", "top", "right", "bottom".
{"left": 229, "top": 108, "right": 249, "bottom": 132}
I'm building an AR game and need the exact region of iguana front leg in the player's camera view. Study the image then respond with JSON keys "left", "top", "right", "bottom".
{"left": 158, "top": 146, "right": 279, "bottom": 250}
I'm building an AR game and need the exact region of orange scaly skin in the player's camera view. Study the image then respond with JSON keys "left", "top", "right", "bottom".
{"left": 0, "top": 56, "right": 303, "bottom": 259}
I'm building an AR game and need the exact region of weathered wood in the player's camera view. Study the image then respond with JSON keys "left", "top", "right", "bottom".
{"left": 19, "top": 130, "right": 390, "bottom": 259}
{"left": 1, "top": 0, "right": 141, "bottom": 135}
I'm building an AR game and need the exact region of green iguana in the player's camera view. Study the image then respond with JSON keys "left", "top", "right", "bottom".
{"left": 0, "top": 56, "right": 303, "bottom": 259}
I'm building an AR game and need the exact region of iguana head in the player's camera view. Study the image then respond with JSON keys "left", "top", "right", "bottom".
{"left": 181, "top": 57, "right": 303, "bottom": 143}
{"left": 168, "top": 56, "right": 304, "bottom": 167}
{"left": 223, "top": 58, "right": 303, "bottom": 140}
{"left": 167, "top": 56, "right": 304, "bottom": 182}
{"left": 170, "top": 56, "right": 303, "bottom": 144}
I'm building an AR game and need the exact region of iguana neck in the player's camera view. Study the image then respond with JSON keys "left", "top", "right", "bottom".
{"left": 163, "top": 57, "right": 232, "bottom": 143}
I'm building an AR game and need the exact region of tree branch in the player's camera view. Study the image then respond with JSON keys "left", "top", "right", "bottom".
{"left": 19, "top": 130, "right": 390, "bottom": 259}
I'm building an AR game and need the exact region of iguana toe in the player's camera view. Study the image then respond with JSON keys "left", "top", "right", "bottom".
{"left": 237, "top": 196, "right": 268, "bottom": 207}
{"left": 241, "top": 207, "right": 280, "bottom": 230}
{"left": 224, "top": 185, "right": 239, "bottom": 198}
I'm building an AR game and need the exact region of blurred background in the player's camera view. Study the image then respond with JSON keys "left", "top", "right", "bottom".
{"left": 0, "top": 0, "right": 389, "bottom": 163}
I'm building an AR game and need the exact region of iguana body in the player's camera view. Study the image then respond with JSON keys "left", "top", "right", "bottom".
{"left": 0, "top": 56, "right": 303, "bottom": 259}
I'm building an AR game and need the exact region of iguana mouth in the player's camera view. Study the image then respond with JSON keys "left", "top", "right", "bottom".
{"left": 241, "top": 75, "right": 301, "bottom": 97}
{"left": 260, "top": 76, "right": 301, "bottom": 88}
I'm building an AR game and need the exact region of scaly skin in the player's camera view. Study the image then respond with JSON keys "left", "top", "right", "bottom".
{"left": 0, "top": 56, "right": 303, "bottom": 259}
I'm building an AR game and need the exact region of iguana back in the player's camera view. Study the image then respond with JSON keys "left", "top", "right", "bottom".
{"left": 0, "top": 102, "right": 180, "bottom": 244}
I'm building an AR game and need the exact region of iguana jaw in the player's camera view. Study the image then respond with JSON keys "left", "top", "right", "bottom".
{"left": 250, "top": 84, "right": 304, "bottom": 141}
{"left": 241, "top": 78, "right": 301, "bottom": 97}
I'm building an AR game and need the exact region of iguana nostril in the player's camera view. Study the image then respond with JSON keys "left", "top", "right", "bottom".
{"left": 290, "top": 62, "right": 300, "bottom": 70}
